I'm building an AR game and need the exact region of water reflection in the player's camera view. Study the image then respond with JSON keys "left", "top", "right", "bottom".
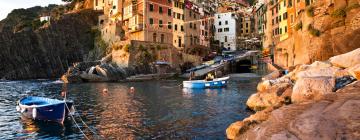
{"left": 0, "top": 77, "right": 260, "bottom": 139}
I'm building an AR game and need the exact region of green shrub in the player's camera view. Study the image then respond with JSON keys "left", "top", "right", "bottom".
{"left": 123, "top": 44, "right": 131, "bottom": 52}
{"left": 346, "top": 3, "right": 360, "bottom": 11}
{"left": 294, "top": 21, "right": 302, "bottom": 31}
{"left": 331, "top": 8, "right": 346, "bottom": 18}
{"left": 138, "top": 45, "right": 146, "bottom": 51}
{"left": 269, "top": 0, "right": 274, "bottom": 5}
{"left": 306, "top": 6, "right": 314, "bottom": 17}
{"left": 307, "top": 24, "right": 321, "bottom": 37}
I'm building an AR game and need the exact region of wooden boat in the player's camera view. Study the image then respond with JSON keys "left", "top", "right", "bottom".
{"left": 17, "top": 96, "right": 74, "bottom": 124}
{"left": 183, "top": 76, "right": 230, "bottom": 89}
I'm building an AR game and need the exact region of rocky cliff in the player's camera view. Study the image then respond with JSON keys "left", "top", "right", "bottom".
{"left": 275, "top": 0, "right": 360, "bottom": 68}
{"left": 226, "top": 48, "right": 360, "bottom": 139}
{"left": 0, "top": 7, "right": 100, "bottom": 80}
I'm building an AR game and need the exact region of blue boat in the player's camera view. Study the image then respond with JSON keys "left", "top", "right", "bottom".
{"left": 183, "top": 76, "right": 230, "bottom": 89}
{"left": 17, "top": 96, "right": 74, "bottom": 124}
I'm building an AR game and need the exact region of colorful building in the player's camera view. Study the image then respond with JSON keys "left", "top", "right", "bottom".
{"left": 172, "top": 0, "right": 186, "bottom": 48}
{"left": 279, "top": 0, "right": 288, "bottom": 41}
{"left": 94, "top": 0, "right": 105, "bottom": 10}
{"left": 184, "top": 1, "right": 201, "bottom": 49}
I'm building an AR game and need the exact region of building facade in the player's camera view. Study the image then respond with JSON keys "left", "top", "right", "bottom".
{"left": 184, "top": 1, "right": 201, "bottom": 48}
{"left": 94, "top": 0, "right": 106, "bottom": 10}
{"left": 214, "top": 12, "right": 239, "bottom": 50}
{"left": 279, "top": 0, "right": 288, "bottom": 41}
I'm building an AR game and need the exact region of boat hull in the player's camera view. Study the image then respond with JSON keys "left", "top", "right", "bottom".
{"left": 183, "top": 77, "right": 229, "bottom": 89}
{"left": 18, "top": 96, "right": 74, "bottom": 123}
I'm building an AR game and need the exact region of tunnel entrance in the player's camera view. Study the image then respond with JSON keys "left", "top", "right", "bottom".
{"left": 233, "top": 59, "right": 252, "bottom": 73}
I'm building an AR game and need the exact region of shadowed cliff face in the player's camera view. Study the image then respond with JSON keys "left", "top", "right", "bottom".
{"left": 0, "top": 9, "right": 100, "bottom": 80}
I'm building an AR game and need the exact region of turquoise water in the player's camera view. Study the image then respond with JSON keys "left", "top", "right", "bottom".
{"left": 0, "top": 77, "right": 259, "bottom": 139}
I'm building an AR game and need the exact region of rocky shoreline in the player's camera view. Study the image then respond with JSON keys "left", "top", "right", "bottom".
{"left": 226, "top": 48, "right": 360, "bottom": 139}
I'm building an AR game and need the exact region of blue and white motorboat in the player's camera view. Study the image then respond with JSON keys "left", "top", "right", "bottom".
{"left": 183, "top": 76, "right": 230, "bottom": 89}
{"left": 17, "top": 96, "right": 74, "bottom": 124}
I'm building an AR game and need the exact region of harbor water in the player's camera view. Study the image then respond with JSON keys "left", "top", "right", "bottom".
{"left": 0, "top": 75, "right": 260, "bottom": 139}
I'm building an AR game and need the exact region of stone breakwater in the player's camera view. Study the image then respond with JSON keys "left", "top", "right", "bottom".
{"left": 226, "top": 48, "right": 360, "bottom": 139}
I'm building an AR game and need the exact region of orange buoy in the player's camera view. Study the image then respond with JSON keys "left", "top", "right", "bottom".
{"left": 130, "top": 87, "right": 135, "bottom": 93}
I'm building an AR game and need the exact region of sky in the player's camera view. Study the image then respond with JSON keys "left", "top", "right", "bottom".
{"left": 0, "top": 0, "right": 66, "bottom": 20}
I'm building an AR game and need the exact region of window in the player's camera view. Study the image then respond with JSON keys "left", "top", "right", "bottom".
{"left": 279, "top": 15, "right": 282, "bottom": 22}
{"left": 190, "top": 36, "right": 193, "bottom": 45}
{"left": 272, "top": 19, "right": 274, "bottom": 25}
{"left": 225, "top": 36, "right": 227, "bottom": 42}
{"left": 202, "top": 30, "right": 204, "bottom": 35}
{"left": 291, "top": 15, "right": 294, "bottom": 23}
{"left": 280, "top": 28, "right": 282, "bottom": 34}
{"left": 168, "top": 9, "right": 172, "bottom": 16}
{"left": 283, "top": 12, "right": 287, "bottom": 20}
{"left": 168, "top": 22, "right": 172, "bottom": 29}
{"left": 149, "top": 18, "right": 154, "bottom": 25}
{"left": 285, "top": 26, "right": 287, "bottom": 33}
{"left": 193, "top": 14, "right": 196, "bottom": 19}
{"left": 246, "top": 30, "right": 248, "bottom": 33}
{"left": 173, "top": 12, "right": 176, "bottom": 18}
{"left": 219, "top": 21, "right": 221, "bottom": 25}
{"left": 246, "top": 23, "right": 248, "bottom": 27}
{"left": 159, "top": 7, "right": 163, "bottom": 13}
{"left": 194, "top": 24, "right": 196, "bottom": 29}
{"left": 202, "top": 21, "right": 205, "bottom": 25}
{"left": 205, "top": 31, "right": 208, "bottom": 36}
{"left": 189, "top": 11, "right": 192, "bottom": 17}
{"left": 218, "top": 28, "right": 222, "bottom": 32}
{"left": 161, "top": 34, "right": 165, "bottom": 43}
{"left": 177, "top": 13, "right": 180, "bottom": 19}
{"left": 224, "top": 28, "right": 229, "bottom": 32}
{"left": 153, "top": 33, "right": 157, "bottom": 42}
{"left": 159, "top": 20, "right": 163, "bottom": 27}
{"left": 150, "top": 4, "right": 154, "bottom": 11}
{"left": 181, "top": 25, "right": 184, "bottom": 31}
{"left": 175, "top": 24, "right": 178, "bottom": 30}
{"left": 284, "top": 0, "right": 286, "bottom": 7}
{"left": 182, "top": 15, "right": 185, "bottom": 20}
{"left": 225, "top": 21, "right": 228, "bottom": 25}
{"left": 168, "top": 0, "right": 171, "bottom": 4}
{"left": 190, "top": 23, "right": 192, "bottom": 28}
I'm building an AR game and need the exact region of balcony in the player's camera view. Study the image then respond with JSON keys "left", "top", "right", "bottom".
{"left": 129, "top": 24, "right": 144, "bottom": 33}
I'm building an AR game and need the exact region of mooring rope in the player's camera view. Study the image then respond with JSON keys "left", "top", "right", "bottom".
{"left": 72, "top": 105, "right": 103, "bottom": 139}
{"left": 65, "top": 103, "right": 90, "bottom": 140}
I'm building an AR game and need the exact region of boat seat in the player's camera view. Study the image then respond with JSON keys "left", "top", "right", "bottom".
{"left": 23, "top": 101, "right": 48, "bottom": 106}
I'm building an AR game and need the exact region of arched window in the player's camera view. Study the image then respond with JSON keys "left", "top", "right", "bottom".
{"left": 161, "top": 34, "right": 165, "bottom": 43}
{"left": 153, "top": 33, "right": 157, "bottom": 42}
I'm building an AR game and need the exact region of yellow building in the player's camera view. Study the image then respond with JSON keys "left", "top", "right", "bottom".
{"left": 279, "top": 0, "right": 288, "bottom": 41}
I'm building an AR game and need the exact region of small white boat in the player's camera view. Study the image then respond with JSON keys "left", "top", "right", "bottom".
{"left": 183, "top": 76, "right": 230, "bottom": 89}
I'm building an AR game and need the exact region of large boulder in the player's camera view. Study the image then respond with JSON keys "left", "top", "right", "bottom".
{"left": 257, "top": 80, "right": 272, "bottom": 92}
{"left": 295, "top": 67, "right": 340, "bottom": 79}
{"left": 292, "top": 77, "right": 336, "bottom": 103}
{"left": 247, "top": 92, "right": 281, "bottom": 111}
{"left": 262, "top": 70, "right": 281, "bottom": 81}
{"left": 248, "top": 82, "right": 292, "bottom": 111}
{"left": 230, "top": 81, "right": 360, "bottom": 140}
{"left": 347, "top": 64, "right": 360, "bottom": 80}
{"left": 329, "top": 48, "right": 360, "bottom": 68}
